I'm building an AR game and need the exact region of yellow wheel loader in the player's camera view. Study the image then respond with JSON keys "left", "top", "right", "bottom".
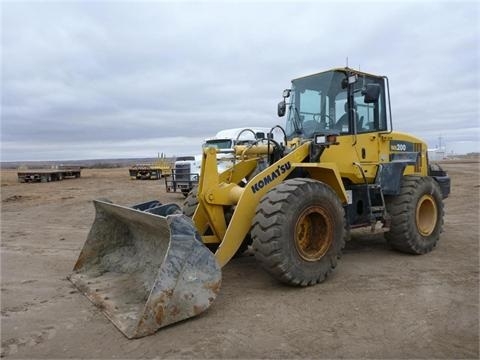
{"left": 69, "top": 67, "right": 450, "bottom": 338}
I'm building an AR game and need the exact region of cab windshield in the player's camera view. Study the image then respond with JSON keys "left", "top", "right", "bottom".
{"left": 285, "top": 70, "right": 346, "bottom": 139}
{"left": 203, "top": 139, "right": 233, "bottom": 150}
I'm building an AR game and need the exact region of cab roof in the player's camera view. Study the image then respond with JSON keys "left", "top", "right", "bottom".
{"left": 293, "top": 67, "right": 385, "bottom": 82}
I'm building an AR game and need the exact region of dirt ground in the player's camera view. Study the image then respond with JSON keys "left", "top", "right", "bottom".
{"left": 1, "top": 163, "right": 478, "bottom": 359}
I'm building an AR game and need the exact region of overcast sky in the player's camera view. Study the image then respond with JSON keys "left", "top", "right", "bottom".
{"left": 1, "top": 0, "right": 479, "bottom": 161}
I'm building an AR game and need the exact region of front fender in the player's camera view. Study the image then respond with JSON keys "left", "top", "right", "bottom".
{"left": 292, "top": 162, "right": 349, "bottom": 204}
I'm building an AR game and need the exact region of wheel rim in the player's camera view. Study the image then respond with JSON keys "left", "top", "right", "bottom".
{"left": 294, "top": 206, "right": 333, "bottom": 262}
{"left": 416, "top": 194, "right": 438, "bottom": 236}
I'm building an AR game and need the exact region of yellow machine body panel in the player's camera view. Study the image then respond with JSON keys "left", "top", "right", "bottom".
{"left": 318, "top": 130, "right": 427, "bottom": 183}
{"left": 378, "top": 131, "right": 428, "bottom": 176}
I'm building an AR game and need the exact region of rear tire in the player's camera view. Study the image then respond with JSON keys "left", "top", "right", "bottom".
{"left": 251, "top": 178, "right": 346, "bottom": 286}
{"left": 384, "top": 176, "right": 444, "bottom": 254}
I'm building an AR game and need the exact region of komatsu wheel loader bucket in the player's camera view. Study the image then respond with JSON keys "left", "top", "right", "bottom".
{"left": 68, "top": 200, "right": 221, "bottom": 339}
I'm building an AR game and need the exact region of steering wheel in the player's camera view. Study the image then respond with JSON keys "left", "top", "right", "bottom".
{"left": 313, "top": 113, "right": 335, "bottom": 123}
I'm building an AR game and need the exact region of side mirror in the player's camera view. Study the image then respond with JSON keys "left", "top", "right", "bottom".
{"left": 277, "top": 100, "right": 286, "bottom": 117}
{"left": 282, "top": 89, "right": 291, "bottom": 98}
{"left": 362, "top": 83, "right": 381, "bottom": 103}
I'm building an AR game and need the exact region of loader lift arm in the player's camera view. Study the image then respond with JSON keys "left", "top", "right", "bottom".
{"left": 194, "top": 142, "right": 311, "bottom": 267}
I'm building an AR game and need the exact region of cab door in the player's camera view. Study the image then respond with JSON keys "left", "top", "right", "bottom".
{"left": 354, "top": 97, "right": 380, "bottom": 164}
{"left": 351, "top": 79, "right": 386, "bottom": 181}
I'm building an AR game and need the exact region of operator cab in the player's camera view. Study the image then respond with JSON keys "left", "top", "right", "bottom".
{"left": 279, "top": 68, "right": 388, "bottom": 140}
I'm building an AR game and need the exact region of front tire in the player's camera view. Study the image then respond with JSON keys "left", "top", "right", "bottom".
{"left": 251, "top": 178, "right": 346, "bottom": 286}
{"left": 182, "top": 186, "right": 199, "bottom": 217}
{"left": 384, "top": 176, "right": 444, "bottom": 254}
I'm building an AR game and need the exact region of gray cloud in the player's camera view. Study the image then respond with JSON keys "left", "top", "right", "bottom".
{"left": 1, "top": 1, "right": 479, "bottom": 161}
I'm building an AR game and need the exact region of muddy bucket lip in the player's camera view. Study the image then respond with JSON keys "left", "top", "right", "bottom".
{"left": 70, "top": 201, "right": 222, "bottom": 339}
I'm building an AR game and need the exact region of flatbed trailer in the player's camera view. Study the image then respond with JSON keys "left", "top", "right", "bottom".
{"left": 129, "top": 164, "right": 172, "bottom": 180}
{"left": 17, "top": 167, "right": 81, "bottom": 183}
{"left": 129, "top": 165, "right": 164, "bottom": 180}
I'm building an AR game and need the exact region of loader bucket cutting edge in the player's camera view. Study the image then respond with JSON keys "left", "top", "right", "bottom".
{"left": 68, "top": 200, "right": 221, "bottom": 339}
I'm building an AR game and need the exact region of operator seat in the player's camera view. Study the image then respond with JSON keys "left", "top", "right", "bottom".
{"left": 335, "top": 102, "right": 363, "bottom": 132}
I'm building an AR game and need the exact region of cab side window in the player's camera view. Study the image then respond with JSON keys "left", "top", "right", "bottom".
{"left": 354, "top": 93, "right": 375, "bottom": 132}
{"left": 334, "top": 91, "right": 349, "bottom": 133}
{"left": 354, "top": 78, "right": 387, "bottom": 133}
